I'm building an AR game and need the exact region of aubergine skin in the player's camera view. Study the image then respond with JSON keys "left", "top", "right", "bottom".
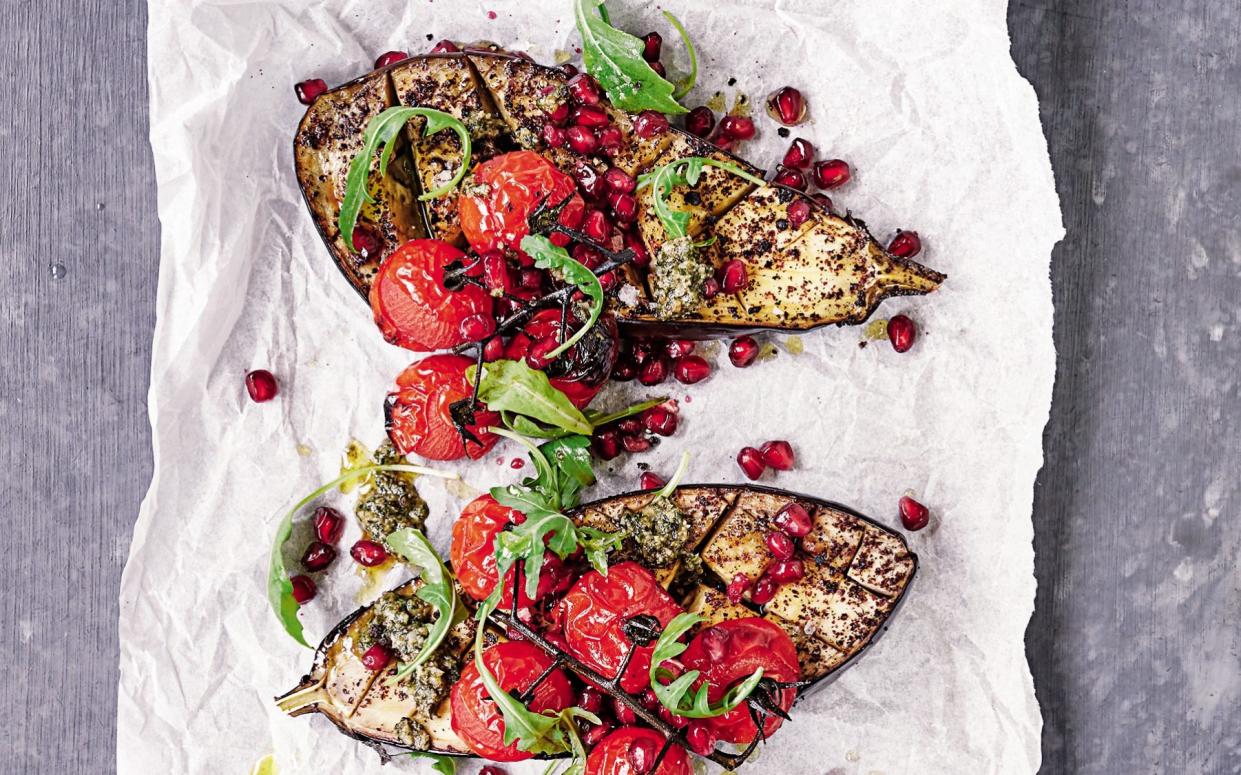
{"left": 292, "top": 51, "right": 945, "bottom": 336}
{"left": 277, "top": 484, "right": 916, "bottom": 758}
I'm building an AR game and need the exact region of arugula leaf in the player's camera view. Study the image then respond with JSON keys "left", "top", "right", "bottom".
{"left": 385, "top": 528, "right": 460, "bottom": 678}
{"left": 649, "top": 612, "right": 764, "bottom": 718}
{"left": 519, "top": 235, "right": 603, "bottom": 360}
{"left": 637, "top": 156, "right": 767, "bottom": 240}
{"left": 664, "top": 11, "right": 698, "bottom": 100}
{"left": 406, "top": 752, "right": 457, "bottom": 774}
{"left": 470, "top": 359, "right": 593, "bottom": 436}
{"left": 485, "top": 505, "right": 623, "bottom": 604}
{"left": 541, "top": 436, "right": 595, "bottom": 506}
{"left": 584, "top": 397, "right": 666, "bottom": 428}
{"left": 339, "top": 106, "right": 472, "bottom": 251}
{"left": 574, "top": 0, "right": 687, "bottom": 114}
{"left": 267, "top": 463, "right": 458, "bottom": 647}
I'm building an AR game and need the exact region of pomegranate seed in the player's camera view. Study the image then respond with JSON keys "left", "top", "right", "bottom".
{"left": 301, "top": 541, "right": 336, "bottom": 572}
{"left": 760, "top": 440, "right": 795, "bottom": 470}
{"left": 685, "top": 106, "right": 716, "bottom": 137}
{"left": 887, "top": 314, "right": 917, "bottom": 353}
{"left": 567, "top": 73, "right": 603, "bottom": 106}
{"left": 351, "top": 223, "right": 383, "bottom": 258}
{"left": 429, "top": 39, "right": 459, "bottom": 53}
{"left": 245, "top": 369, "right": 278, "bottom": 402}
{"left": 459, "top": 313, "right": 496, "bottom": 341}
{"left": 350, "top": 540, "right": 389, "bottom": 567}
{"left": 627, "top": 735, "right": 658, "bottom": 771}
{"left": 750, "top": 575, "right": 777, "bottom": 605}
{"left": 482, "top": 337, "right": 505, "bottom": 362}
{"left": 613, "top": 697, "right": 638, "bottom": 725}
{"left": 737, "top": 447, "right": 766, "bottom": 480}
{"left": 624, "top": 232, "right": 650, "bottom": 267}
{"left": 577, "top": 687, "right": 605, "bottom": 714}
{"left": 766, "top": 86, "right": 807, "bottom": 125}
{"left": 726, "top": 573, "right": 751, "bottom": 603}
{"left": 482, "top": 252, "right": 514, "bottom": 292}
{"left": 702, "top": 277, "right": 721, "bottom": 298}
{"left": 720, "top": 260, "right": 749, "bottom": 293}
{"left": 574, "top": 161, "right": 604, "bottom": 198}
{"left": 782, "top": 137, "right": 815, "bottom": 169}
{"left": 583, "top": 209, "right": 611, "bottom": 242}
{"left": 294, "top": 78, "right": 327, "bottom": 105}
{"left": 633, "top": 110, "right": 670, "bottom": 139}
{"left": 900, "top": 495, "right": 931, "bottom": 531}
{"left": 520, "top": 268, "right": 545, "bottom": 290}
{"left": 541, "top": 123, "right": 566, "bottom": 148}
{"left": 525, "top": 337, "right": 559, "bottom": 370}
{"left": 889, "top": 230, "right": 923, "bottom": 258}
{"left": 649, "top": 61, "right": 667, "bottom": 78}
{"left": 611, "top": 358, "right": 638, "bottom": 381}
{"left": 566, "top": 125, "right": 600, "bottom": 154}
{"left": 604, "top": 167, "right": 636, "bottom": 193}
{"left": 560, "top": 63, "right": 580, "bottom": 76}
{"left": 572, "top": 105, "right": 610, "bottom": 128}
{"left": 373, "top": 50, "right": 408, "bottom": 68}
{"left": 610, "top": 193, "right": 638, "bottom": 223}
{"left": 719, "top": 115, "right": 756, "bottom": 141}
{"left": 765, "top": 530, "right": 795, "bottom": 560}
{"left": 773, "top": 166, "right": 808, "bottom": 191}
{"left": 810, "top": 192, "right": 833, "bottom": 210}
{"left": 593, "top": 429, "right": 622, "bottom": 460}
{"left": 618, "top": 418, "right": 643, "bottom": 435}
{"left": 638, "top": 356, "right": 670, "bottom": 386}
{"left": 361, "top": 644, "right": 392, "bottom": 672}
{"left": 659, "top": 705, "right": 687, "bottom": 727}
{"left": 773, "top": 503, "right": 812, "bottom": 538}
{"left": 596, "top": 126, "right": 623, "bottom": 152}
{"left": 642, "top": 31, "right": 663, "bottom": 62}
{"left": 630, "top": 341, "right": 654, "bottom": 364}
{"left": 787, "top": 198, "right": 812, "bottom": 229}
{"left": 728, "top": 336, "right": 759, "bottom": 367}
{"left": 674, "top": 355, "right": 711, "bottom": 384}
{"left": 622, "top": 434, "right": 652, "bottom": 454}
{"left": 313, "top": 506, "right": 344, "bottom": 544}
{"left": 639, "top": 688, "right": 661, "bottom": 710}
{"left": 290, "top": 575, "right": 316, "bottom": 604}
{"left": 549, "top": 102, "right": 571, "bottom": 125}
{"left": 573, "top": 244, "right": 602, "bottom": 269}
{"left": 813, "top": 159, "right": 852, "bottom": 189}
{"left": 640, "top": 405, "right": 678, "bottom": 436}
{"left": 598, "top": 269, "right": 619, "bottom": 291}
{"left": 581, "top": 722, "right": 613, "bottom": 748}
{"left": 686, "top": 722, "right": 719, "bottom": 757}
{"left": 640, "top": 472, "right": 666, "bottom": 491}
{"left": 768, "top": 559, "right": 805, "bottom": 584}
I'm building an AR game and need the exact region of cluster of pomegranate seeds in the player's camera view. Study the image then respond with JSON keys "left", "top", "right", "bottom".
{"left": 245, "top": 369, "right": 278, "bottom": 403}
{"left": 728, "top": 336, "right": 759, "bottom": 367}
{"left": 731, "top": 502, "right": 814, "bottom": 604}
{"left": 887, "top": 314, "right": 917, "bottom": 353}
{"left": 361, "top": 643, "right": 393, "bottom": 672}
{"left": 373, "top": 50, "right": 408, "bottom": 69}
{"left": 685, "top": 106, "right": 716, "bottom": 138}
{"left": 899, "top": 495, "right": 931, "bottom": 531}
{"left": 350, "top": 539, "right": 389, "bottom": 567}
{"left": 289, "top": 575, "right": 316, "bottom": 604}
{"left": 736, "top": 440, "right": 794, "bottom": 479}
{"left": 766, "top": 86, "right": 808, "bottom": 125}
{"left": 294, "top": 78, "right": 327, "bottom": 105}
{"left": 593, "top": 398, "right": 681, "bottom": 461}
{"left": 888, "top": 229, "right": 923, "bottom": 258}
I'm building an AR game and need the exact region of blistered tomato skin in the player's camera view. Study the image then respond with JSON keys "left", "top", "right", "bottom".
{"left": 585, "top": 726, "right": 692, "bottom": 775}
{"left": 459, "top": 151, "right": 585, "bottom": 257}
{"left": 521, "top": 308, "right": 619, "bottom": 410}
{"left": 558, "top": 562, "right": 685, "bottom": 693}
{"left": 450, "top": 495, "right": 564, "bottom": 606}
{"left": 370, "top": 240, "right": 492, "bottom": 352}
{"left": 681, "top": 617, "right": 800, "bottom": 744}
{"left": 450, "top": 641, "right": 575, "bottom": 761}
{"left": 385, "top": 354, "right": 499, "bottom": 461}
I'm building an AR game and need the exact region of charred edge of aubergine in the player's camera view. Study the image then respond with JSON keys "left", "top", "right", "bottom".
{"left": 277, "top": 484, "right": 916, "bottom": 759}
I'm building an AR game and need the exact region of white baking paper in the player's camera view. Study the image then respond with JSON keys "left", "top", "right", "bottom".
{"left": 121, "top": 0, "right": 1062, "bottom": 772}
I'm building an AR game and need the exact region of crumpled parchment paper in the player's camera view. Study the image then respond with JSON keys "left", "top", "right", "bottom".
{"left": 120, "top": 0, "right": 1062, "bottom": 772}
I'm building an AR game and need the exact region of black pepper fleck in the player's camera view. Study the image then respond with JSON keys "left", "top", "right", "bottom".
{"left": 777, "top": 127, "right": 790, "bottom": 138}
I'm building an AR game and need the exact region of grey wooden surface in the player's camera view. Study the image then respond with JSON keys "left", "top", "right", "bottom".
{"left": 1, "top": 1, "right": 1238, "bottom": 773}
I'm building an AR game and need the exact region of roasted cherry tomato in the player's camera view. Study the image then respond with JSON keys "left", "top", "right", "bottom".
{"left": 503, "top": 308, "right": 618, "bottom": 409}
{"left": 680, "top": 617, "right": 800, "bottom": 744}
{"left": 385, "top": 354, "right": 498, "bottom": 461}
{"left": 450, "top": 495, "right": 571, "bottom": 605}
{"left": 558, "top": 561, "right": 685, "bottom": 693}
{"left": 585, "top": 726, "right": 691, "bottom": 775}
{"left": 459, "top": 150, "right": 585, "bottom": 257}
{"left": 369, "top": 239, "right": 492, "bottom": 352}
{"left": 450, "top": 641, "right": 575, "bottom": 761}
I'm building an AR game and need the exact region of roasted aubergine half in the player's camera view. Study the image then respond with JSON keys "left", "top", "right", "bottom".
{"left": 277, "top": 485, "right": 916, "bottom": 765}
{"left": 294, "top": 49, "right": 945, "bottom": 337}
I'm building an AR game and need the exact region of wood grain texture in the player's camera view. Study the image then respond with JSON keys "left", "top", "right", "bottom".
{"left": 0, "top": 0, "right": 1237, "bottom": 773}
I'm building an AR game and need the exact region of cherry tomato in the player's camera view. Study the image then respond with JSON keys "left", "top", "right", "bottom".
{"left": 369, "top": 239, "right": 492, "bottom": 352}
{"left": 459, "top": 151, "right": 585, "bottom": 257}
{"left": 680, "top": 617, "right": 800, "bottom": 744}
{"left": 513, "top": 308, "right": 618, "bottom": 409}
{"left": 450, "top": 495, "right": 570, "bottom": 605}
{"left": 585, "top": 726, "right": 691, "bottom": 775}
{"left": 385, "top": 354, "right": 499, "bottom": 461}
{"left": 450, "top": 641, "right": 574, "bottom": 761}
{"left": 558, "top": 562, "right": 684, "bottom": 693}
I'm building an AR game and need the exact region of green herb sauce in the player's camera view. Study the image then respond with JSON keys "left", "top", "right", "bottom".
{"left": 649, "top": 236, "right": 713, "bottom": 320}
{"left": 355, "top": 441, "right": 430, "bottom": 540}
{"left": 617, "top": 495, "right": 690, "bottom": 569}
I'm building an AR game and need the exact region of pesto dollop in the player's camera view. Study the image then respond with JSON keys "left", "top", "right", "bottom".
{"left": 649, "top": 236, "right": 713, "bottom": 320}
{"left": 617, "top": 495, "right": 690, "bottom": 569}
{"left": 355, "top": 441, "right": 429, "bottom": 541}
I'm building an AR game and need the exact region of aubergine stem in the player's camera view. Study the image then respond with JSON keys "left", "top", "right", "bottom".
{"left": 874, "top": 247, "right": 946, "bottom": 296}
{"left": 275, "top": 678, "right": 330, "bottom": 715}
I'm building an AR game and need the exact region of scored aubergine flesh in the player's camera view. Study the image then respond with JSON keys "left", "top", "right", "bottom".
{"left": 277, "top": 485, "right": 916, "bottom": 755}
{"left": 293, "top": 50, "right": 945, "bottom": 332}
